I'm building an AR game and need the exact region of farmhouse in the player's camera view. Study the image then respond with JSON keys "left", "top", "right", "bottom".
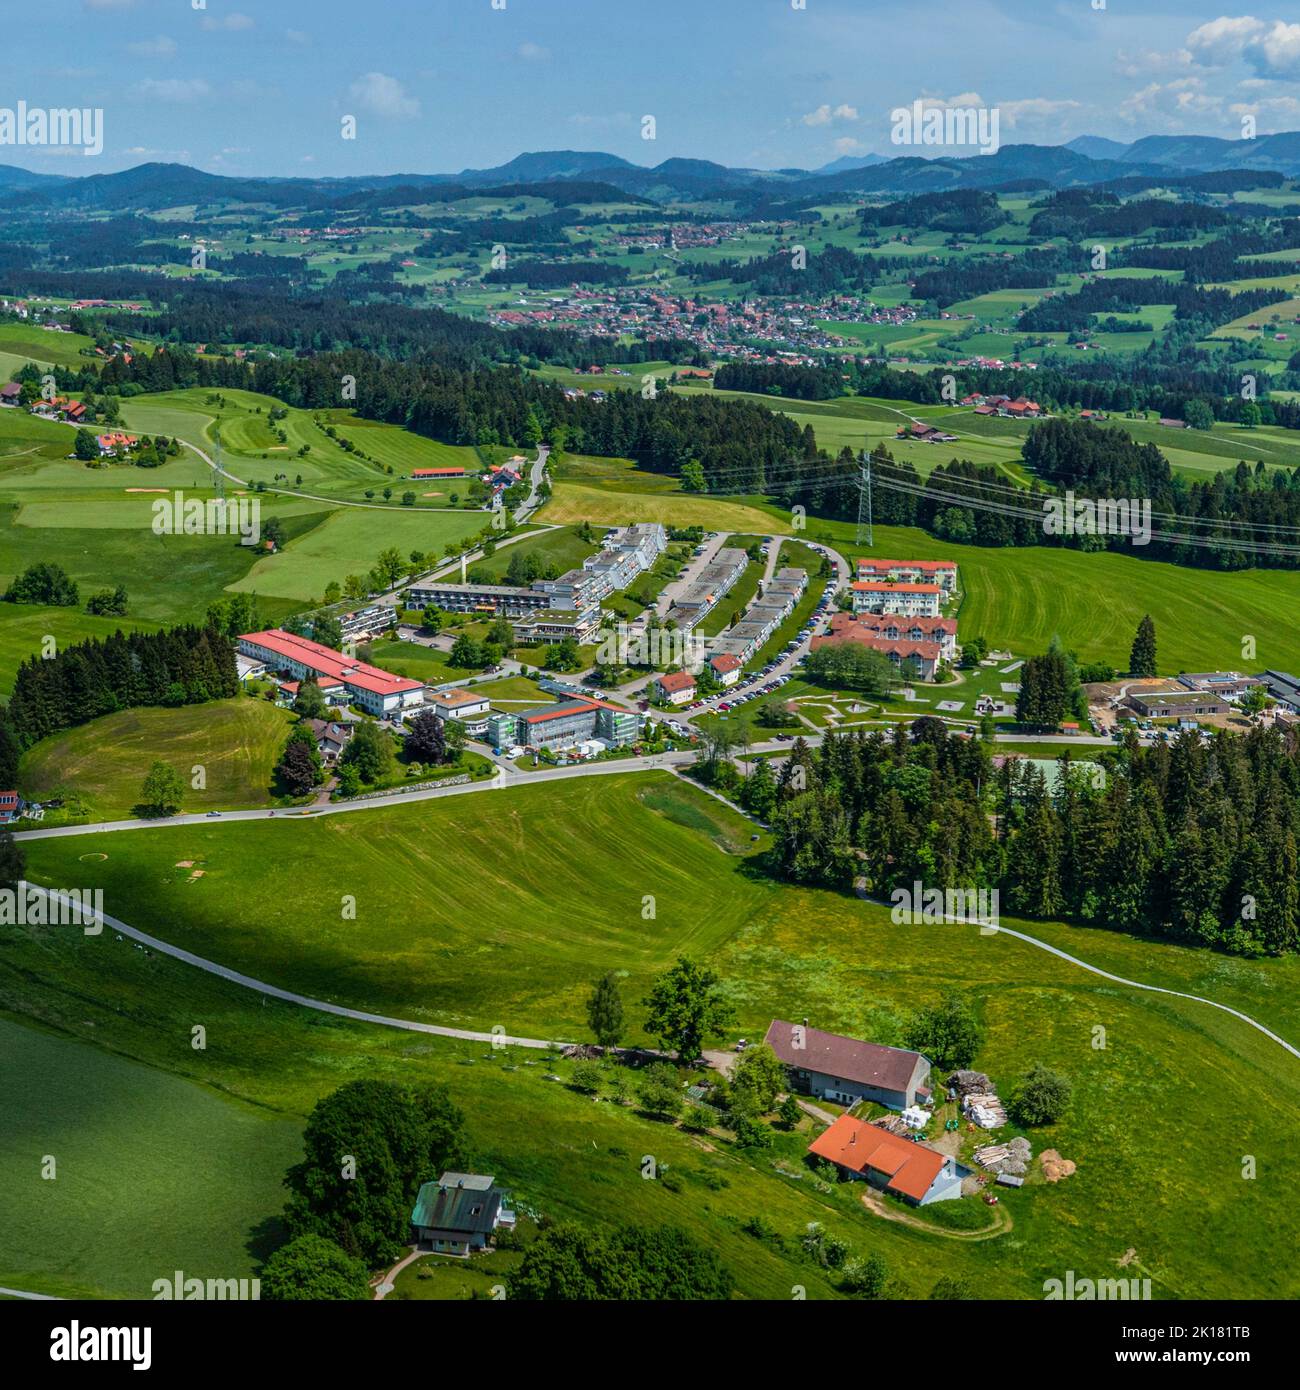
{"left": 97, "top": 433, "right": 138, "bottom": 456}
{"left": 0, "top": 382, "right": 21, "bottom": 406}
{"left": 851, "top": 580, "right": 942, "bottom": 618}
{"left": 808, "top": 1114, "right": 970, "bottom": 1206}
{"left": 655, "top": 670, "right": 696, "bottom": 706}
{"left": 764, "top": 1019, "right": 931, "bottom": 1110}
{"left": 237, "top": 629, "right": 426, "bottom": 717}
{"left": 411, "top": 1172, "right": 515, "bottom": 1255}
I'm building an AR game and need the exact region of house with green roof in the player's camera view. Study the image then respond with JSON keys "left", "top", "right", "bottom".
{"left": 411, "top": 1172, "right": 515, "bottom": 1255}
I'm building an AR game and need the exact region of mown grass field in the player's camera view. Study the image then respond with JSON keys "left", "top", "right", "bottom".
{"left": 117, "top": 389, "right": 483, "bottom": 505}
{"left": 226, "top": 507, "right": 486, "bottom": 604}
{"left": 18, "top": 698, "right": 294, "bottom": 821}
{"left": 0, "top": 1017, "right": 301, "bottom": 1299}
{"left": 14, "top": 770, "right": 1300, "bottom": 1300}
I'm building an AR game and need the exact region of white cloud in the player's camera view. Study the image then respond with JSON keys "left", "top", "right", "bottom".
{"left": 1185, "top": 16, "right": 1300, "bottom": 78}
{"left": 1119, "top": 77, "right": 1223, "bottom": 126}
{"left": 348, "top": 72, "right": 420, "bottom": 120}
{"left": 998, "top": 97, "right": 1081, "bottom": 128}
{"left": 517, "top": 41, "right": 550, "bottom": 62}
{"left": 802, "top": 102, "right": 858, "bottom": 127}
{"left": 84, "top": 0, "right": 137, "bottom": 9}
{"left": 286, "top": 30, "right": 311, "bottom": 46}
{"left": 1185, "top": 16, "right": 1268, "bottom": 66}
{"left": 136, "top": 77, "right": 211, "bottom": 103}
{"left": 128, "top": 36, "right": 178, "bottom": 58}
{"left": 200, "top": 12, "right": 254, "bottom": 32}
{"left": 833, "top": 136, "right": 866, "bottom": 155}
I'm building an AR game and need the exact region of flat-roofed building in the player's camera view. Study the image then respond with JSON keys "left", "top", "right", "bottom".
{"left": 512, "top": 607, "right": 601, "bottom": 645}
{"left": 407, "top": 581, "right": 552, "bottom": 618}
{"left": 1127, "top": 690, "right": 1229, "bottom": 719}
{"left": 429, "top": 688, "right": 492, "bottom": 728}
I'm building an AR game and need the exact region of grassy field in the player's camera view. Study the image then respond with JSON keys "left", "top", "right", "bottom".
{"left": 465, "top": 525, "right": 601, "bottom": 584}
{"left": 0, "top": 605, "right": 161, "bottom": 700}
{"left": 0, "top": 1017, "right": 301, "bottom": 1299}
{"left": 18, "top": 698, "right": 295, "bottom": 821}
{"left": 117, "top": 389, "right": 483, "bottom": 506}
{"left": 226, "top": 507, "right": 486, "bottom": 604}
{"left": 14, "top": 770, "right": 1300, "bottom": 1300}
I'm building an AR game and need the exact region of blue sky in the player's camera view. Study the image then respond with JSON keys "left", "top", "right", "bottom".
{"left": 4, "top": 0, "right": 1300, "bottom": 175}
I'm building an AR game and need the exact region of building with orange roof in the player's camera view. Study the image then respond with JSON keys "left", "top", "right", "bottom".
{"left": 850, "top": 580, "right": 943, "bottom": 618}
{"left": 807, "top": 1114, "right": 970, "bottom": 1206}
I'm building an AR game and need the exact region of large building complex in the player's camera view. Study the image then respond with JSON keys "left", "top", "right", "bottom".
{"left": 707, "top": 566, "right": 808, "bottom": 665}
{"left": 856, "top": 558, "right": 958, "bottom": 594}
{"left": 237, "top": 629, "right": 425, "bottom": 717}
{"left": 406, "top": 523, "right": 666, "bottom": 642}
{"left": 664, "top": 547, "right": 748, "bottom": 630}
{"left": 489, "top": 698, "right": 639, "bottom": 755}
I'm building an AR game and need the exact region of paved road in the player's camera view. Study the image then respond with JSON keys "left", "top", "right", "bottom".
{"left": 38, "top": 887, "right": 567, "bottom": 1050}
{"left": 0, "top": 1286, "right": 59, "bottom": 1301}
{"left": 10, "top": 754, "right": 699, "bottom": 842}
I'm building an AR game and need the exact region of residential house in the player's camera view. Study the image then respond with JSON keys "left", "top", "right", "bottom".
{"left": 764, "top": 1019, "right": 931, "bottom": 1110}
{"left": 304, "top": 719, "right": 354, "bottom": 765}
{"left": 0, "top": 383, "right": 22, "bottom": 406}
{"left": 655, "top": 671, "right": 696, "bottom": 706}
{"left": 0, "top": 791, "right": 24, "bottom": 825}
{"left": 410, "top": 1172, "right": 515, "bottom": 1255}
{"left": 709, "top": 653, "right": 743, "bottom": 687}
{"left": 808, "top": 1114, "right": 970, "bottom": 1206}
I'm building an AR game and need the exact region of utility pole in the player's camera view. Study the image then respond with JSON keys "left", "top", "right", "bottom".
{"left": 856, "top": 448, "right": 873, "bottom": 548}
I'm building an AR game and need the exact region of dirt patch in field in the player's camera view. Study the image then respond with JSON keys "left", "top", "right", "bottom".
{"left": 1040, "top": 1149, "right": 1076, "bottom": 1181}
{"left": 175, "top": 860, "right": 194, "bottom": 868}
{"left": 125, "top": 488, "right": 169, "bottom": 493}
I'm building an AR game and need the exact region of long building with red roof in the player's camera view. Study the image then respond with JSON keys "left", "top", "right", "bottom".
{"left": 237, "top": 629, "right": 425, "bottom": 717}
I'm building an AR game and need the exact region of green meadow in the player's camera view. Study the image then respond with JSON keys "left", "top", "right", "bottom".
{"left": 18, "top": 698, "right": 294, "bottom": 822}
{"left": 13, "top": 771, "right": 1300, "bottom": 1301}
{"left": 0, "top": 1018, "right": 302, "bottom": 1299}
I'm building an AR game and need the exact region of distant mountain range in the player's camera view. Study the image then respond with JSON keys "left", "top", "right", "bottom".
{"left": 4, "top": 131, "right": 1300, "bottom": 211}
